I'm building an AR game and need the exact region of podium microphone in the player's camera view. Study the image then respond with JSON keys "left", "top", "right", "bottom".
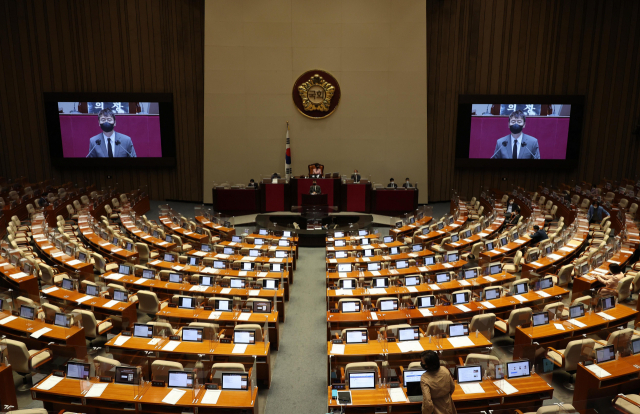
{"left": 86, "top": 140, "right": 101, "bottom": 158}
{"left": 521, "top": 141, "right": 539, "bottom": 159}
{"left": 115, "top": 140, "right": 135, "bottom": 157}
{"left": 490, "top": 141, "right": 508, "bottom": 159}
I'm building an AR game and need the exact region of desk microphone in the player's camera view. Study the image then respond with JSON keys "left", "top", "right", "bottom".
{"left": 490, "top": 141, "right": 508, "bottom": 159}
{"left": 115, "top": 140, "right": 135, "bottom": 157}
{"left": 521, "top": 141, "right": 539, "bottom": 159}
{"left": 86, "top": 140, "right": 101, "bottom": 158}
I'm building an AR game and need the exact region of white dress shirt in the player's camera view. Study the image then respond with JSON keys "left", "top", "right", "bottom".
{"left": 509, "top": 134, "right": 521, "bottom": 158}
{"left": 103, "top": 132, "right": 116, "bottom": 156}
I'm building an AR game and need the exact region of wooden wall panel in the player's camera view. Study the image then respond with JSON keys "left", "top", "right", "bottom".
{"left": 427, "top": 0, "right": 640, "bottom": 202}
{"left": 0, "top": 0, "right": 204, "bottom": 202}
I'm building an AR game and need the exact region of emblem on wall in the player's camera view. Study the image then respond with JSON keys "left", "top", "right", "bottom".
{"left": 292, "top": 70, "right": 341, "bottom": 119}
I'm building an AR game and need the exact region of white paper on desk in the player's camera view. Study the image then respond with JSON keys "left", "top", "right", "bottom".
{"left": 607, "top": 260, "right": 620, "bottom": 265}
{"left": 397, "top": 340, "right": 423, "bottom": 353}
{"left": 159, "top": 242, "right": 169, "bottom": 246}
{"left": 334, "top": 289, "right": 346, "bottom": 296}
{"left": 384, "top": 256, "right": 393, "bottom": 261}
{"left": 546, "top": 253, "right": 562, "bottom": 261}
{"left": 208, "top": 312, "right": 221, "bottom": 320}
{"left": 162, "top": 341, "right": 181, "bottom": 351}
{"left": 142, "top": 236, "right": 152, "bottom": 240}
{"left": 329, "top": 259, "right": 337, "bottom": 263}
{"left": 238, "top": 313, "right": 251, "bottom": 321}
{"left": 489, "top": 249, "right": 500, "bottom": 254}
{"left": 536, "top": 291, "right": 551, "bottom": 298}
{"left": 99, "top": 242, "right": 110, "bottom": 247}
{"left": 10, "top": 272, "right": 29, "bottom": 279}
{"left": 172, "top": 265, "right": 184, "bottom": 271}
{"left": 338, "top": 272, "right": 348, "bottom": 278}
{"left": 134, "top": 278, "right": 149, "bottom": 285}
{"left": 513, "top": 295, "right": 527, "bottom": 302}
{"left": 201, "top": 389, "right": 222, "bottom": 405}
{"left": 362, "top": 257, "right": 370, "bottom": 262}
{"left": 597, "top": 312, "right": 616, "bottom": 321}
{"left": 443, "top": 263, "right": 453, "bottom": 268}
{"left": 162, "top": 388, "right": 186, "bottom": 405}
{"left": 30, "top": 327, "right": 52, "bottom": 339}
{"left": 42, "top": 286, "right": 59, "bottom": 294}
{"left": 76, "top": 295, "right": 95, "bottom": 303}
{"left": 408, "top": 253, "right": 418, "bottom": 258}
{"left": 593, "top": 268, "right": 607, "bottom": 274}
{"left": 568, "top": 319, "right": 586, "bottom": 328}
{"left": 103, "top": 300, "right": 119, "bottom": 308}
{"left": 233, "top": 344, "right": 248, "bottom": 354}
{"left": 455, "top": 304, "right": 471, "bottom": 312}
{"left": 37, "top": 375, "right": 64, "bottom": 390}
{"left": 111, "top": 248, "right": 123, "bottom": 253}
{"left": 248, "top": 290, "right": 261, "bottom": 296}
{"left": 459, "top": 280, "right": 471, "bottom": 287}
{"left": 66, "top": 259, "right": 82, "bottom": 266}
{"left": 220, "top": 288, "right": 232, "bottom": 294}
{"left": 428, "top": 284, "right": 440, "bottom": 290}
{"left": 388, "top": 387, "right": 408, "bottom": 402}
{"left": 149, "top": 260, "right": 162, "bottom": 266}
{"left": 106, "top": 273, "right": 124, "bottom": 280}
{"left": 201, "top": 267, "right": 215, "bottom": 274}
{"left": 554, "top": 323, "right": 565, "bottom": 331}
{"left": 407, "top": 286, "right": 418, "bottom": 293}
{"left": 621, "top": 249, "right": 633, "bottom": 254}
{"left": 258, "top": 272, "right": 268, "bottom": 277}
{"left": 361, "top": 245, "right": 373, "bottom": 250}
{"left": 370, "top": 312, "right": 378, "bottom": 320}
{"left": 560, "top": 246, "right": 573, "bottom": 252}
{"left": 493, "top": 379, "right": 518, "bottom": 395}
{"left": 51, "top": 252, "right": 65, "bottom": 258}
{"left": 368, "top": 288, "right": 387, "bottom": 295}
{"left": 85, "top": 382, "right": 109, "bottom": 398}
{"left": 379, "top": 244, "right": 388, "bottom": 248}
{"left": 484, "top": 276, "right": 497, "bottom": 282}
{"left": 114, "top": 335, "right": 130, "bottom": 346}
{"left": 370, "top": 271, "right": 381, "bottom": 276}
{"left": 389, "top": 269, "right": 399, "bottom": 275}
{"left": 418, "top": 266, "right": 428, "bottom": 272}
{"left": 194, "top": 251, "right": 207, "bottom": 257}
{"left": 481, "top": 301, "right": 496, "bottom": 309}
{"left": 331, "top": 344, "right": 345, "bottom": 354}
{"left": 460, "top": 383, "right": 485, "bottom": 394}
{"left": 239, "top": 271, "right": 248, "bottom": 276}
{"left": 529, "top": 262, "right": 542, "bottom": 267}
{"left": 447, "top": 336, "right": 475, "bottom": 348}
{"left": 244, "top": 257, "right": 256, "bottom": 262}
{"left": 0, "top": 315, "right": 17, "bottom": 325}
{"left": 586, "top": 364, "right": 611, "bottom": 378}
{"left": 419, "top": 309, "right": 433, "bottom": 317}
{"left": 148, "top": 338, "right": 161, "bottom": 345}
{"left": 327, "top": 247, "right": 335, "bottom": 251}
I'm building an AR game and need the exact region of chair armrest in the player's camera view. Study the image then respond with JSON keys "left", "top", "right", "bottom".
{"left": 547, "top": 347, "right": 565, "bottom": 362}
{"left": 28, "top": 348, "right": 52, "bottom": 369}
{"left": 613, "top": 394, "right": 640, "bottom": 410}
{"left": 97, "top": 317, "right": 112, "bottom": 326}
{"left": 495, "top": 316, "right": 506, "bottom": 323}
{"left": 515, "top": 410, "right": 525, "bottom": 414}
{"left": 458, "top": 356, "right": 464, "bottom": 365}
{"left": 340, "top": 367, "right": 345, "bottom": 382}
{"left": 595, "top": 339, "right": 607, "bottom": 346}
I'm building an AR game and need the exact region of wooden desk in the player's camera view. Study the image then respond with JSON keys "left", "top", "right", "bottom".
{"left": 573, "top": 354, "right": 640, "bottom": 414}
{"left": 120, "top": 215, "right": 177, "bottom": 252}
{"left": 186, "top": 249, "right": 296, "bottom": 271}
{"left": 0, "top": 259, "right": 40, "bottom": 299}
{"left": 41, "top": 286, "right": 138, "bottom": 330}
{"left": 77, "top": 215, "right": 140, "bottom": 264}
{"left": 513, "top": 305, "right": 639, "bottom": 361}
{"left": 325, "top": 260, "right": 469, "bottom": 285}
{"left": 325, "top": 249, "right": 435, "bottom": 268}
{"left": 31, "top": 233, "right": 94, "bottom": 277}
{"left": 443, "top": 216, "right": 505, "bottom": 251}
{"left": 32, "top": 375, "right": 258, "bottom": 414}
{"left": 160, "top": 215, "right": 209, "bottom": 245}
{"left": 390, "top": 216, "right": 434, "bottom": 239}
{"left": 520, "top": 233, "right": 588, "bottom": 279}
{"left": 218, "top": 240, "right": 298, "bottom": 261}
{"left": 413, "top": 218, "right": 468, "bottom": 245}
{"left": 478, "top": 219, "right": 546, "bottom": 265}
{"left": 327, "top": 373, "right": 553, "bottom": 413}
{"left": 106, "top": 333, "right": 272, "bottom": 388}
{"left": 0, "top": 311, "right": 86, "bottom": 358}
{"left": 0, "top": 364, "right": 18, "bottom": 409}
{"left": 572, "top": 249, "right": 635, "bottom": 298}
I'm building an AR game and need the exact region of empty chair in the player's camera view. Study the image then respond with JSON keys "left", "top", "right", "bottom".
{"left": 151, "top": 360, "right": 183, "bottom": 383}
{"left": 188, "top": 322, "right": 219, "bottom": 340}
{"left": 501, "top": 250, "right": 523, "bottom": 274}
{"left": 104, "top": 204, "right": 118, "bottom": 220}
{"left": 425, "top": 320, "right": 453, "bottom": 336}
{"left": 515, "top": 404, "right": 577, "bottom": 414}
{"left": 76, "top": 309, "right": 112, "bottom": 351}
{"left": 464, "top": 353, "right": 501, "bottom": 378}
{"left": 1, "top": 339, "right": 52, "bottom": 391}
{"left": 135, "top": 242, "right": 159, "bottom": 264}
{"left": 92, "top": 355, "right": 122, "bottom": 378}
{"left": 342, "top": 361, "right": 379, "bottom": 382}
{"left": 137, "top": 291, "right": 169, "bottom": 315}
{"left": 545, "top": 338, "right": 595, "bottom": 389}
{"left": 617, "top": 275, "right": 634, "bottom": 302}
{"left": 171, "top": 235, "right": 193, "bottom": 253}
{"left": 92, "top": 253, "right": 119, "bottom": 274}
{"left": 612, "top": 394, "right": 640, "bottom": 414}
{"left": 234, "top": 324, "right": 263, "bottom": 342}
{"left": 148, "top": 321, "right": 175, "bottom": 336}
{"left": 494, "top": 307, "right": 532, "bottom": 337}
{"left": 469, "top": 313, "right": 496, "bottom": 339}
{"left": 379, "top": 324, "right": 412, "bottom": 338}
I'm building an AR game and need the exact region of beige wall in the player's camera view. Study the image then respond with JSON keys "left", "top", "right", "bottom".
{"left": 204, "top": 0, "right": 427, "bottom": 204}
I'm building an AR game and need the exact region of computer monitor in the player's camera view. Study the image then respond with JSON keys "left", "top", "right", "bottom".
{"left": 398, "top": 327, "right": 420, "bottom": 341}
{"left": 65, "top": 245, "right": 74, "bottom": 256}
{"left": 514, "top": 282, "right": 529, "bottom": 295}
{"left": 424, "top": 255, "right": 436, "bottom": 265}
{"left": 390, "top": 247, "right": 399, "bottom": 255}
{"left": 111, "top": 237, "right": 120, "bottom": 246}
{"left": 358, "top": 230, "right": 369, "bottom": 236}
{"left": 152, "top": 230, "right": 160, "bottom": 238}
{"left": 115, "top": 366, "right": 138, "bottom": 385}
{"left": 506, "top": 360, "right": 530, "bottom": 379}
{"left": 396, "top": 260, "right": 408, "bottom": 269}
{"left": 62, "top": 278, "right": 74, "bottom": 290}
{"left": 341, "top": 279, "right": 355, "bottom": 289}
{"left": 437, "top": 222, "right": 445, "bottom": 230}
{"left": 214, "top": 298, "right": 232, "bottom": 312}
{"left": 448, "top": 323, "right": 469, "bottom": 337}
{"left": 201, "top": 244, "right": 211, "bottom": 252}
{"left": 463, "top": 269, "right": 478, "bottom": 279}
{"left": 124, "top": 242, "right": 134, "bottom": 252}
{"left": 182, "top": 327, "right": 203, "bottom": 342}
{"left": 360, "top": 238, "right": 370, "bottom": 245}
{"left": 221, "top": 373, "right": 249, "bottom": 390}
{"left": 164, "top": 253, "right": 176, "bottom": 263}
{"left": 422, "top": 227, "right": 431, "bottom": 235}
{"left": 384, "top": 236, "right": 394, "bottom": 243}
{"left": 259, "top": 229, "right": 268, "bottom": 235}
{"left": 231, "top": 236, "right": 242, "bottom": 243}
{"left": 200, "top": 276, "right": 213, "bottom": 286}
{"left": 169, "top": 273, "right": 183, "bottom": 283}
{"left": 404, "top": 275, "right": 420, "bottom": 286}
{"left": 373, "top": 277, "right": 389, "bottom": 288}
{"left": 528, "top": 252, "right": 539, "bottom": 263}
{"left": 133, "top": 324, "right": 154, "bottom": 338}
{"left": 545, "top": 245, "right": 553, "bottom": 255}
{"left": 456, "top": 366, "right": 482, "bottom": 383}
{"left": 379, "top": 298, "right": 398, "bottom": 311}
{"left": 275, "top": 251, "right": 287, "bottom": 258}
{"left": 114, "top": 290, "right": 128, "bottom": 302}
{"left": 336, "top": 251, "right": 347, "bottom": 258}
{"left": 86, "top": 284, "right": 99, "bottom": 297}
{"left": 569, "top": 304, "right": 585, "bottom": 319}
{"left": 263, "top": 279, "right": 279, "bottom": 290}
{"left": 341, "top": 301, "right": 361, "bottom": 313}
{"left": 54, "top": 312, "right": 69, "bottom": 327}
{"left": 596, "top": 345, "right": 616, "bottom": 364}
{"left": 234, "top": 330, "right": 256, "bottom": 344}
{"left": 500, "top": 236, "right": 509, "bottom": 246}
{"left": 412, "top": 244, "right": 423, "bottom": 252}
{"left": 631, "top": 338, "right": 640, "bottom": 355}
{"left": 485, "top": 241, "right": 494, "bottom": 251}
{"left": 241, "top": 262, "right": 254, "bottom": 271}
{"left": 335, "top": 240, "right": 345, "bottom": 247}
{"left": 213, "top": 260, "right": 225, "bottom": 269}
{"left": 165, "top": 235, "right": 173, "bottom": 243}
{"left": 345, "top": 329, "right": 368, "bottom": 344}
{"left": 249, "top": 249, "right": 260, "bottom": 257}
{"left": 532, "top": 312, "right": 550, "bottom": 327}
{"left": 229, "top": 278, "right": 245, "bottom": 289}
{"left": 349, "top": 372, "right": 376, "bottom": 389}
{"left": 436, "top": 273, "right": 450, "bottom": 283}
{"left": 450, "top": 234, "right": 460, "bottom": 243}
{"left": 363, "top": 249, "right": 373, "bottom": 257}
{"left": 338, "top": 264, "right": 352, "bottom": 272}
{"left": 142, "top": 269, "right": 156, "bottom": 279}
{"left": 254, "top": 238, "right": 264, "bottom": 245}
{"left": 489, "top": 263, "right": 502, "bottom": 275}
{"left": 446, "top": 252, "right": 459, "bottom": 262}
{"left": 484, "top": 288, "right": 501, "bottom": 300}
{"left": 580, "top": 263, "right": 590, "bottom": 275}
{"left": 452, "top": 292, "right": 469, "bottom": 305}
{"left": 418, "top": 295, "right": 435, "bottom": 308}
{"left": 118, "top": 264, "right": 131, "bottom": 275}
{"left": 178, "top": 296, "right": 195, "bottom": 309}
{"left": 334, "top": 231, "right": 344, "bottom": 238}
{"left": 278, "top": 239, "right": 289, "bottom": 247}
{"left": 66, "top": 362, "right": 90, "bottom": 380}
{"left": 600, "top": 296, "right": 615, "bottom": 311}
{"left": 539, "top": 277, "right": 554, "bottom": 290}
{"left": 186, "top": 256, "right": 199, "bottom": 266}
{"left": 77, "top": 251, "right": 87, "bottom": 263}
{"left": 168, "top": 371, "right": 193, "bottom": 388}
{"left": 253, "top": 301, "right": 271, "bottom": 313}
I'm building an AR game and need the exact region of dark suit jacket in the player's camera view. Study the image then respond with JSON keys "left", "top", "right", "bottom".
{"left": 492, "top": 134, "right": 540, "bottom": 159}
{"left": 87, "top": 132, "right": 137, "bottom": 158}
{"left": 387, "top": 183, "right": 398, "bottom": 188}
{"left": 309, "top": 185, "right": 321, "bottom": 194}
{"left": 271, "top": 173, "right": 281, "bottom": 179}
{"left": 247, "top": 182, "right": 257, "bottom": 188}
{"left": 505, "top": 202, "right": 519, "bottom": 214}
{"left": 402, "top": 182, "right": 413, "bottom": 188}
{"left": 507, "top": 214, "right": 521, "bottom": 226}
{"left": 530, "top": 229, "right": 548, "bottom": 244}
{"left": 351, "top": 174, "right": 361, "bottom": 183}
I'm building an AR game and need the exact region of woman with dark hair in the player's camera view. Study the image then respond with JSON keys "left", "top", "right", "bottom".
{"left": 419, "top": 350, "right": 457, "bottom": 414}
{"left": 595, "top": 263, "right": 624, "bottom": 298}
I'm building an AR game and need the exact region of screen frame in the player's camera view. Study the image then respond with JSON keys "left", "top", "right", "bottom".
{"left": 43, "top": 92, "right": 177, "bottom": 168}
{"left": 455, "top": 94, "right": 585, "bottom": 169}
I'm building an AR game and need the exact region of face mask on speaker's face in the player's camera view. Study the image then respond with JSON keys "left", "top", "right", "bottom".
{"left": 100, "top": 122, "right": 114, "bottom": 133}
{"left": 509, "top": 123, "right": 523, "bottom": 134}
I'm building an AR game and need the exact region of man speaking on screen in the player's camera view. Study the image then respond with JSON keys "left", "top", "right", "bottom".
{"left": 491, "top": 110, "right": 540, "bottom": 159}
{"left": 86, "top": 108, "right": 137, "bottom": 158}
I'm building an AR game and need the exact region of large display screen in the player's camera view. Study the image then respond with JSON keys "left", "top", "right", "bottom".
{"left": 455, "top": 95, "right": 584, "bottom": 168}
{"left": 44, "top": 93, "right": 176, "bottom": 167}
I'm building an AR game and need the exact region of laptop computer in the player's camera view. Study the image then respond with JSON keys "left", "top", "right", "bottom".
{"left": 338, "top": 264, "right": 352, "bottom": 273}
{"left": 234, "top": 330, "right": 256, "bottom": 344}
{"left": 253, "top": 301, "right": 271, "bottom": 313}
{"left": 404, "top": 369, "right": 426, "bottom": 402}
{"left": 436, "top": 273, "right": 450, "bottom": 283}
{"left": 182, "top": 327, "right": 203, "bottom": 342}
{"left": 367, "top": 262, "right": 381, "bottom": 271}
{"left": 373, "top": 277, "right": 389, "bottom": 288}
{"left": 462, "top": 269, "right": 478, "bottom": 279}
{"left": 631, "top": 338, "right": 640, "bottom": 355}
{"left": 54, "top": 312, "right": 69, "bottom": 328}
{"left": 20, "top": 305, "right": 35, "bottom": 320}
{"left": 378, "top": 298, "right": 398, "bottom": 311}
{"left": 452, "top": 292, "right": 469, "bottom": 305}
{"left": 514, "top": 282, "right": 529, "bottom": 295}
{"left": 600, "top": 296, "right": 615, "bottom": 311}
{"left": 404, "top": 275, "right": 420, "bottom": 286}
{"left": 424, "top": 255, "right": 436, "bottom": 265}
{"left": 230, "top": 278, "right": 245, "bottom": 289}
{"left": 341, "top": 279, "right": 355, "bottom": 289}
{"left": 142, "top": 269, "right": 156, "bottom": 279}
{"left": 214, "top": 298, "right": 233, "bottom": 312}
{"left": 178, "top": 296, "right": 195, "bottom": 309}
{"left": 263, "top": 279, "right": 279, "bottom": 290}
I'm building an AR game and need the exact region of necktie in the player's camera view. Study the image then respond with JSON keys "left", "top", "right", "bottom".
{"left": 512, "top": 139, "right": 518, "bottom": 159}
{"left": 107, "top": 138, "right": 113, "bottom": 158}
